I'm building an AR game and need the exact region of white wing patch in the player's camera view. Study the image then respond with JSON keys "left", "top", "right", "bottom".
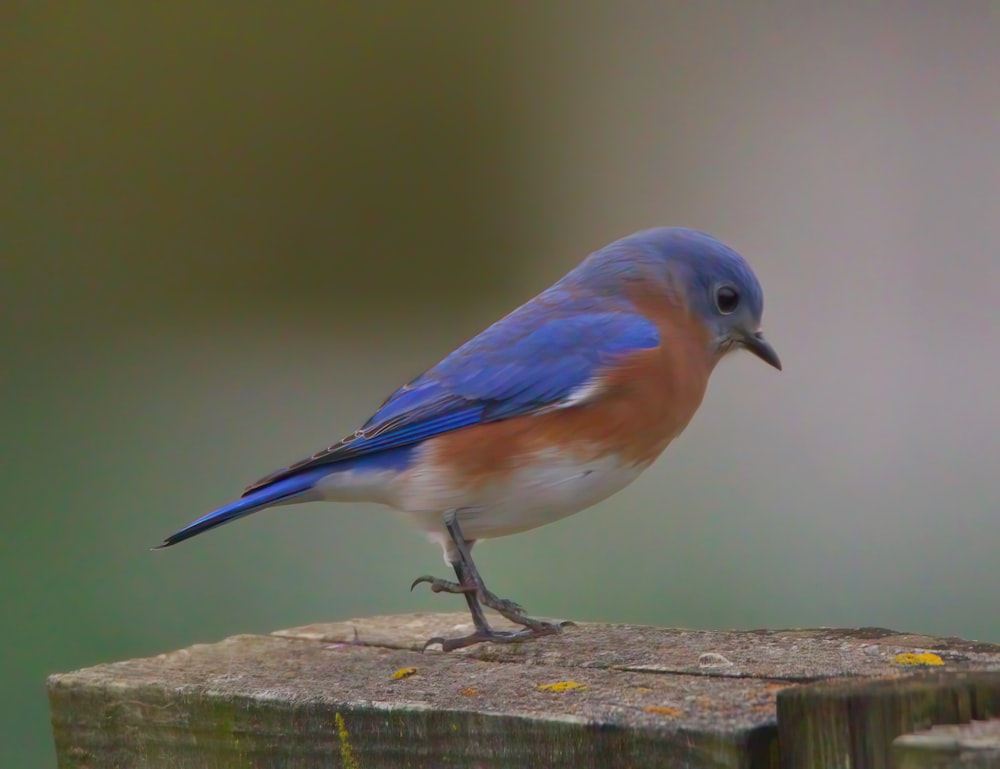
{"left": 536, "top": 376, "right": 608, "bottom": 414}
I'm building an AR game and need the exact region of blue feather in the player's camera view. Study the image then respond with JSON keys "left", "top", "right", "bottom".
{"left": 158, "top": 447, "right": 420, "bottom": 547}
{"left": 237, "top": 303, "right": 660, "bottom": 495}
{"left": 370, "top": 304, "right": 658, "bottom": 428}
{"left": 161, "top": 271, "right": 658, "bottom": 547}
{"left": 161, "top": 293, "right": 660, "bottom": 546}
{"left": 156, "top": 470, "right": 323, "bottom": 547}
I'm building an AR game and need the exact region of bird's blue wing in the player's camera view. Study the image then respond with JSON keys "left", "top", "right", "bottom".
{"left": 243, "top": 293, "right": 658, "bottom": 494}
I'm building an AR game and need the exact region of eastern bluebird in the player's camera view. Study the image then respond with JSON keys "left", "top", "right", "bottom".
{"left": 159, "top": 227, "right": 780, "bottom": 650}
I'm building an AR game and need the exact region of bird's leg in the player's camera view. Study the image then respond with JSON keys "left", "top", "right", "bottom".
{"left": 443, "top": 515, "right": 534, "bottom": 624}
{"left": 411, "top": 510, "right": 568, "bottom": 651}
{"left": 410, "top": 563, "right": 524, "bottom": 615}
{"left": 452, "top": 560, "right": 493, "bottom": 633}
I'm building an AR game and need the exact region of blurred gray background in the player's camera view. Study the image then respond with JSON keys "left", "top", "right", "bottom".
{"left": 4, "top": 3, "right": 999, "bottom": 765}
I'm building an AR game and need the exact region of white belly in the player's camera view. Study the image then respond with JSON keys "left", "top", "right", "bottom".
{"left": 393, "top": 448, "right": 650, "bottom": 545}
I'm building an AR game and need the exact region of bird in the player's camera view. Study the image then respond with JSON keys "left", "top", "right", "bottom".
{"left": 158, "top": 227, "right": 781, "bottom": 651}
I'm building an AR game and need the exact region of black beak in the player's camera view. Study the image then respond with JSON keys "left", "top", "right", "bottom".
{"left": 741, "top": 330, "right": 782, "bottom": 371}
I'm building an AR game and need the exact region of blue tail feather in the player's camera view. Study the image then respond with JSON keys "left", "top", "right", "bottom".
{"left": 156, "top": 467, "right": 329, "bottom": 548}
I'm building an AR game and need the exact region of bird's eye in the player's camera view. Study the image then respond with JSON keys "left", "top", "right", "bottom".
{"left": 714, "top": 285, "right": 740, "bottom": 314}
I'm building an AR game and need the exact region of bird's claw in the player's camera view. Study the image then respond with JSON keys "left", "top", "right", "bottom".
{"left": 422, "top": 622, "right": 564, "bottom": 652}
{"left": 410, "top": 575, "right": 470, "bottom": 594}
{"left": 422, "top": 635, "right": 449, "bottom": 652}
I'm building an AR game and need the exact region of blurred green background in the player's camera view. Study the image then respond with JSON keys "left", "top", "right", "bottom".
{"left": 5, "top": 3, "right": 999, "bottom": 766}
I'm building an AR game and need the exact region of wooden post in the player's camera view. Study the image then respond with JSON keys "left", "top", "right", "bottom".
{"left": 894, "top": 719, "right": 1000, "bottom": 768}
{"left": 778, "top": 671, "right": 1000, "bottom": 769}
{"left": 47, "top": 613, "right": 1000, "bottom": 769}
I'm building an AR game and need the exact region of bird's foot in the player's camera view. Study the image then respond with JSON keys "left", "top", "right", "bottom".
{"left": 411, "top": 575, "right": 526, "bottom": 617}
{"left": 423, "top": 620, "right": 566, "bottom": 652}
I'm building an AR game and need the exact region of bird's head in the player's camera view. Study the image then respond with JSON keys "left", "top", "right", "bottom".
{"left": 576, "top": 227, "right": 782, "bottom": 370}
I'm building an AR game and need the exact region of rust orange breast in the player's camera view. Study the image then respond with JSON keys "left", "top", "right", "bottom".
{"left": 426, "top": 297, "right": 717, "bottom": 490}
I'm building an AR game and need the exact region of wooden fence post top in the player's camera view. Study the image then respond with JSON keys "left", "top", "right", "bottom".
{"left": 48, "top": 613, "right": 1000, "bottom": 769}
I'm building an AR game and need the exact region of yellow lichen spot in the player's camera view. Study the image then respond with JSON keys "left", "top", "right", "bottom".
{"left": 893, "top": 652, "right": 944, "bottom": 666}
{"left": 334, "top": 712, "right": 359, "bottom": 769}
{"left": 391, "top": 666, "right": 418, "bottom": 680}
{"left": 458, "top": 688, "right": 479, "bottom": 697}
{"left": 644, "top": 706, "right": 682, "bottom": 716}
{"left": 633, "top": 686, "right": 653, "bottom": 692}
{"left": 538, "top": 681, "right": 588, "bottom": 693}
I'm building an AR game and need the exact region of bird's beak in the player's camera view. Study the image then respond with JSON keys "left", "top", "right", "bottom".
{"left": 740, "top": 330, "right": 782, "bottom": 370}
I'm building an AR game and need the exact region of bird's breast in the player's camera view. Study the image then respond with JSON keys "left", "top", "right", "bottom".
{"left": 383, "top": 299, "right": 716, "bottom": 541}
{"left": 389, "top": 342, "right": 712, "bottom": 532}
{"left": 395, "top": 442, "right": 650, "bottom": 540}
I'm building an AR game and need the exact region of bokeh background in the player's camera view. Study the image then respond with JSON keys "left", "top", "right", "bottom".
{"left": 5, "top": 3, "right": 999, "bottom": 765}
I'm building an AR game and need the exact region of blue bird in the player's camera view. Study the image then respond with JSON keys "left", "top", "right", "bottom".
{"left": 160, "top": 227, "right": 780, "bottom": 650}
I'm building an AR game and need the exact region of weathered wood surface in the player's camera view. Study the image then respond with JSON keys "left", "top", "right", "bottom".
{"left": 894, "top": 719, "right": 1000, "bottom": 768}
{"left": 778, "top": 671, "right": 1000, "bottom": 769}
{"left": 47, "top": 612, "right": 1000, "bottom": 769}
